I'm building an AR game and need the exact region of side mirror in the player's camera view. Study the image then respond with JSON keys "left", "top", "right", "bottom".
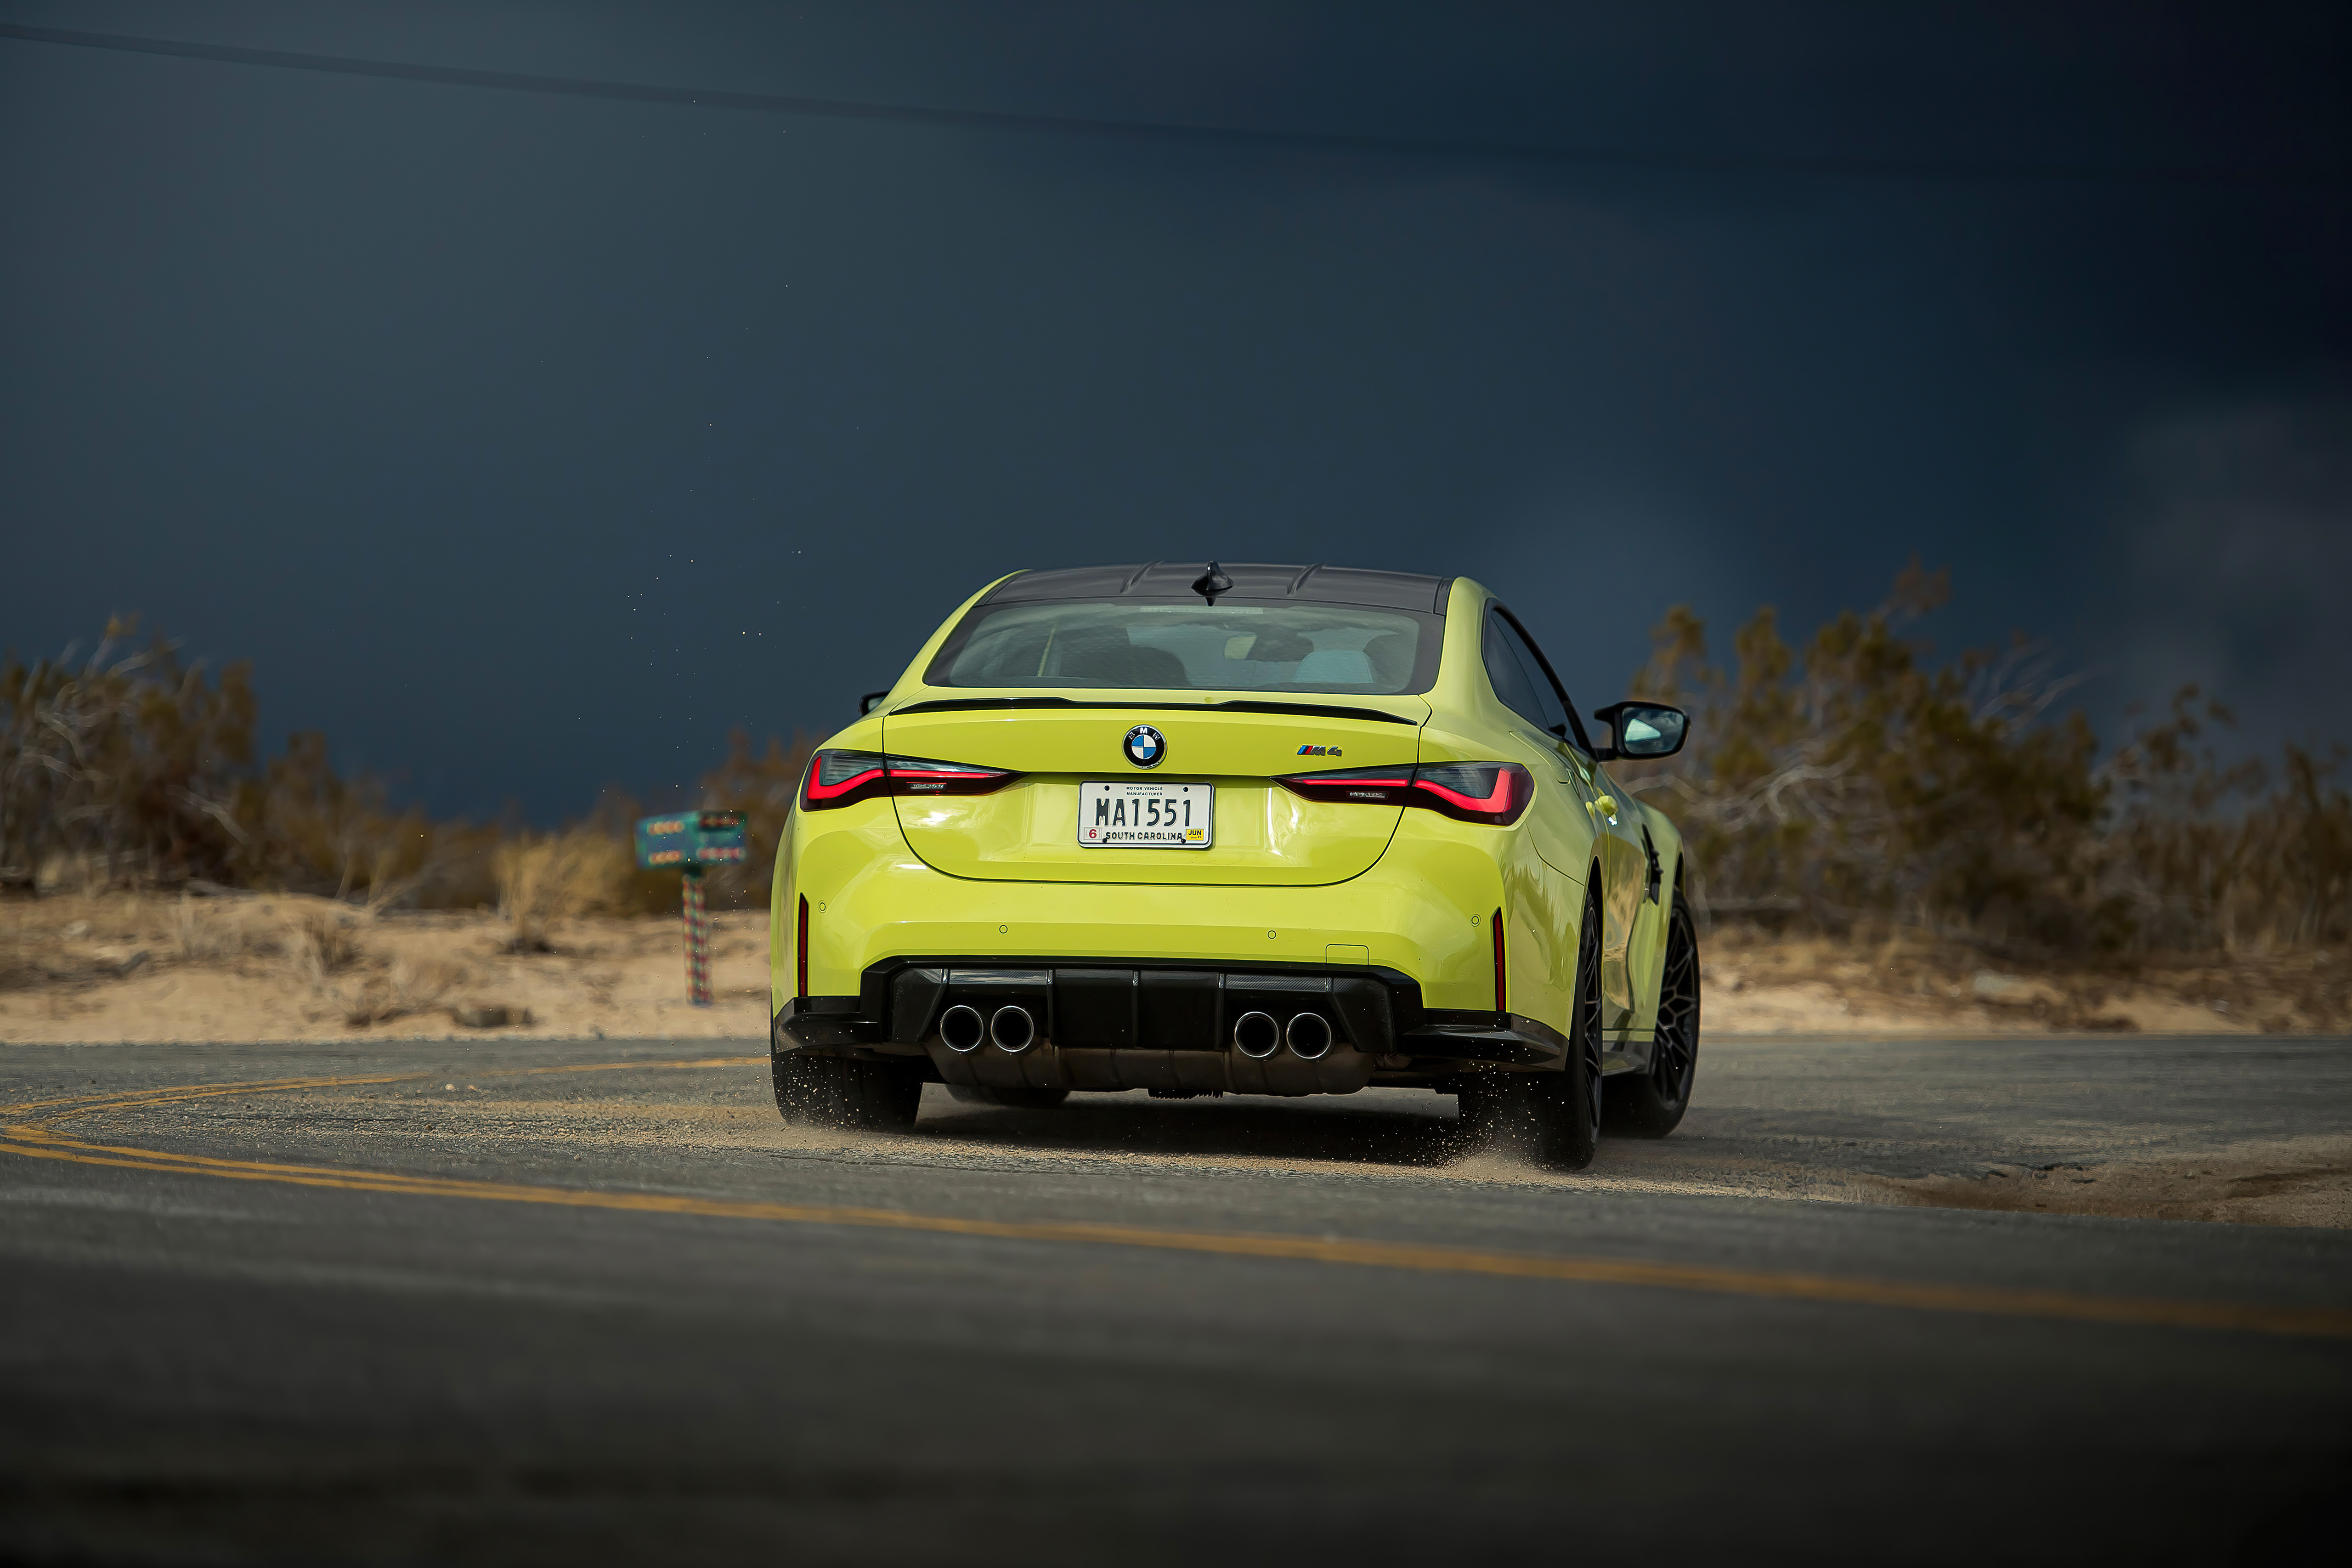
{"left": 859, "top": 689, "right": 890, "bottom": 716}
{"left": 1590, "top": 701, "right": 1687, "bottom": 761}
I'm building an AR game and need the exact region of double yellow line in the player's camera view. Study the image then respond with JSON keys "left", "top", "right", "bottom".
{"left": 6, "top": 1061, "right": 2348, "bottom": 1342}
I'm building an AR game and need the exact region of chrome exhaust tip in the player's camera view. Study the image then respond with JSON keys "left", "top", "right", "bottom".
{"left": 989, "top": 1004, "right": 1037, "bottom": 1054}
{"left": 1233, "top": 1010, "right": 1280, "bottom": 1060}
{"left": 1285, "top": 1012, "right": 1334, "bottom": 1060}
{"left": 939, "top": 1004, "right": 986, "bottom": 1054}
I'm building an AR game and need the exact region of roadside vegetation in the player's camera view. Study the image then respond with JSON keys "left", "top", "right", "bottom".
{"left": 3, "top": 589, "right": 2345, "bottom": 1032}
{"left": 1619, "top": 562, "right": 2349, "bottom": 1026}
{"left": 0, "top": 616, "right": 808, "bottom": 918}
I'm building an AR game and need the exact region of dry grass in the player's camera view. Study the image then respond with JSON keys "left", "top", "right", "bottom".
{"left": 495, "top": 831, "right": 630, "bottom": 953}
{"left": 287, "top": 908, "right": 365, "bottom": 986}
{"left": 1702, "top": 924, "right": 2352, "bottom": 1034}
{"left": 172, "top": 893, "right": 221, "bottom": 962}
{"left": 0, "top": 890, "right": 767, "bottom": 1042}
{"left": 342, "top": 953, "right": 469, "bottom": 1027}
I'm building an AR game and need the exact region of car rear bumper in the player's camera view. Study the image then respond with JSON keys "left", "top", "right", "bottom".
{"left": 777, "top": 956, "right": 1569, "bottom": 1093}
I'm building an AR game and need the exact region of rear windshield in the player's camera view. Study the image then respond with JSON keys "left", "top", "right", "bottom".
{"left": 925, "top": 598, "right": 1443, "bottom": 694}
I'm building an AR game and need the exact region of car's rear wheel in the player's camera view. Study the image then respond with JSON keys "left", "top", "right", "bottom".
{"left": 1460, "top": 888, "right": 1603, "bottom": 1171}
{"left": 771, "top": 1050, "right": 922, "bottom": 1132}
{"left": 945, "top": 1085, "right": 1071, "bottom": 1110}
{"left": 1603, "top": 894, "right": 1700, "bottom": 1138}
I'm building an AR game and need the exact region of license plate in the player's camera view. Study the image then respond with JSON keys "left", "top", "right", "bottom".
{"left": 1078, "top": 781, "right": 1213, "bottom": 848}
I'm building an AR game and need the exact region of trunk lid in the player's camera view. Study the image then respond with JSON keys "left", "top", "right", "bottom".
{"left": 884, "top": 697, "right": 1428, "bottom": 885}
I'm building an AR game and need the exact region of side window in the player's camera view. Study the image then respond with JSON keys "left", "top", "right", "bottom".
{"left": 1482, "top": 607, "right": 1570, "bottom": 736}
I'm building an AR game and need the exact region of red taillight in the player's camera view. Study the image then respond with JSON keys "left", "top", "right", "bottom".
{"left": 1268, "top": 764, "right": 1416, "bottom": 804}
{"left": 1274, "top": 760, "right": 1533, "bottom": 826}
{"left": 801, "top": 749, "right": 1019, "bottom": 811}
{"left": 1409, "top": 763, "right": 1533, "bottom": 823}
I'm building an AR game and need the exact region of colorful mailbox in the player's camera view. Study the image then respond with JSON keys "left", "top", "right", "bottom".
{"left": 633, "top": 809, "right": 747, "bottom": 872}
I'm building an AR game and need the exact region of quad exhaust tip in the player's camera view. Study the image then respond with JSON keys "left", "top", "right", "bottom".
{"left": 954, "top": 1001, "right": 1330, "bottom": 1059}
{"left": 1233, "top": 1010, "right": 1281, "bottom": 1059}
{"left": 1285, "top": 1012, "right": 1334, "bottom": 1060}
{"left": 989, "top": 1004, "right": 1038, "bottom": 1054}
{"left": 940, "top": 1003, "right": 986, "bottom": 1054}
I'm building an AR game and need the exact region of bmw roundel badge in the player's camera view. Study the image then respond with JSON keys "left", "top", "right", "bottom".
{"left": 1122, "top": 725, "right": 1166, "bottom": 769}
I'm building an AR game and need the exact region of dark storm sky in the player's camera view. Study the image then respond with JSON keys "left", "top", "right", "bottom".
{"left": 4, "top": 1, "right": 2348, "bottom": 821}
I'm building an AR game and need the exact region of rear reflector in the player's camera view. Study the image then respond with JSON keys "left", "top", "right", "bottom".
{"left": 1274, "top": 760, "right": 1533, "bottom": 826}
{"left": 797, "top": 894, "right": 809, "bottom": 1000}
{"left": 1492, "top": 907, "right": 1507, "bottom": 1017}
{"left": 803, "top": 749, "right": 1020, "bottom": 810}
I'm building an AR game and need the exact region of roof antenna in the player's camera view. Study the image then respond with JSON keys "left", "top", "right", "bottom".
{"left": 1191, "top": 560, "right": 1233, "bottom": 604}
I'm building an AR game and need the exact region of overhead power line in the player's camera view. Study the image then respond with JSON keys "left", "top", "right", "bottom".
{"left": 2, "top": 20, "right": 2344, "bottom": 189}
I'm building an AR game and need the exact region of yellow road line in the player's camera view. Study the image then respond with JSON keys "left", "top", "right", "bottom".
{"left": 2, "top": 1072, "right": 423, "bottom": 1117}
{"left": 4, "top": 1062, "right": 2347, "bottom": 1342}
{"left": 0, "top": 1056, "right": 763, "bottom": 1120}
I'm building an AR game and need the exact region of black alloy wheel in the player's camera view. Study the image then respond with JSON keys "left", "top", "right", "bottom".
{"left": 1558, "top": 887, "right": 1607, "bottom": 1162}
{"left": 1602, "top": 894, "right": 1701, "bottom": 1138}
{"left": 772, "top": 1049, "right": 922, "bottom": 1132}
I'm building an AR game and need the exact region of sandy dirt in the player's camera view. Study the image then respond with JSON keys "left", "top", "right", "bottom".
{"left": 1872, "top": 1139, "right": 2352, "bottom": 1228}
{"left": 2, "top": 890, "right": 2343, "bottom": 1045}
{"left": 1698, "top": 927, "right": 2349, "bottom": 1036}
{"left": 270, "top": 1070, "right": 2352, "bottom": 1230}
{"left": 0, "top": 890, "right": 769, "bottom": 1045}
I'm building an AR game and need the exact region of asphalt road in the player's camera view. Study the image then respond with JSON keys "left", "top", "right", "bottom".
{"left": 3, "top": 1035, "right": 2348, "bottom": 1566}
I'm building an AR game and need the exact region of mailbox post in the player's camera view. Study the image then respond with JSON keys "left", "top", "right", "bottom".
{"left": 633, "top": 810, "right": 747, "bottom": 1007}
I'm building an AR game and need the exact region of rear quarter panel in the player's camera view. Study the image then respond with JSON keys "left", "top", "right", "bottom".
{"left": 1410, "top": 577, "right": 1599, "bottom": 1035}
{"left": 1623, "top": 800, "right": 1687, "bottom": 1041}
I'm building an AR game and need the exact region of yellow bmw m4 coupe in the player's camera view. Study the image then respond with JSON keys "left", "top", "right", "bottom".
{"left": 771, "top": 561, "right": 1697, "bottom": 1169}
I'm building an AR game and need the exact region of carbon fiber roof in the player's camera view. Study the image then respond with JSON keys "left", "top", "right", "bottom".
{"left": 976, "top": 562, "right": 1452, "bottom": 613}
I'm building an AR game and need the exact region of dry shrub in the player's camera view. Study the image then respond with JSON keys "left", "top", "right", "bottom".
{"left": 173, "top": 893, "right": 204, "bottom": 960}
{"left": 0, "top": 921, "right": 37, "bottom": 991}
{"left": 3, "top": 619, "right": 702, "bottom": 924}
{"left": 697, "top": 728, "right": 816, "bottom": 908}
{"left": 0, "top": 619, "right": 510, "bottom": 908}
{"left": 394, "top": 954, "right": 466, "bottom": 1008}
{"left": 172, "top": 892, "right": 245, "bottom": 962}
{"left": 1, "top": 617, "right": 257, "bottom": 890}
{"left": 249, "top": 731, "right": 435, "bottom": 902}
{"left": 169, "top": 892, "right": 288, "bottom": 966}
{"left": 495, "top": 830, "right": 627, "bottom": 952}
{"left": 288, "top": 907, "right": 365, "bottom": 986}
{"left": 345, "top": 953, "right": 468, "bottom": 1027}
{"left": 1625, "top": 563, "right": 2109, "bottom": 949}
{"left": 1625, "top": 564, "right": 2352, "bottom": 960}
{"left": 2103, "top": 693, "right": 2352, "bottom": 952}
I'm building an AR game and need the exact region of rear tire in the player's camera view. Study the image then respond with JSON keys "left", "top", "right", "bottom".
{"left": 1603, "top": 894, "right": 1700, "bottom": 1138}
{"left": 1459, "top": 888, "right": 1604, "bottom": 1172}
{"left": 945, "top": 1085, "right": 1071, "bottom": 1110}
{"left": 772, "top": 1050, "right": 922, "bottom": 1132}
